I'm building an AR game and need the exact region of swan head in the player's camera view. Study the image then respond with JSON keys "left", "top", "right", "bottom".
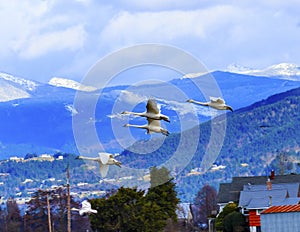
{"left": 161, "top": 115, "right": 170, "bottom": 122}
{"left": 186, "top": 99, "right": 194, "bottom": 103}
{"left": 114, "top": 161, "right": 122, "bottom": 167}
{"left": 76, "top": 156, "right": 82, "bottom": 160}
{"left": 123, "top": 123, "right": 130, "bottom": 127}
{"left": 161, "top": 129, "right": 170, "bottom": 136}
{"left": 121, "top": 111, "right": 129, "bottom": 114}
{"left": 226, "top": 106, "right": 233, "bottom": 112}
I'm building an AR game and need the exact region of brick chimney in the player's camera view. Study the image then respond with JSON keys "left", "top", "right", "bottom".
{"left": 266, "top": 178, "right": 272, "bottom": 190}
{"left": 270, "top": 170, "right": 275, "bottom": 180}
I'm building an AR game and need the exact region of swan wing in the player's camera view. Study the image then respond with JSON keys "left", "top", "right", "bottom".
{"left": 77, "top": 156, "right": 99, "bottom": 162}
{"left": 81, "top": 200, "right": 91, "bottom": 210}
{"left": 146, "top": 99, "right": 159, "bottom": 114}
{"left": 100, "top": 163, "right": 109, "bottom": 177}
{"left": 210, "top": 96, "right": 225, "bottom": 104}
{"left": 99, "top": 152, "right": 110, "bottom": 164}
{"left": 91, "top": 209, "right": 98, "bottom": 214}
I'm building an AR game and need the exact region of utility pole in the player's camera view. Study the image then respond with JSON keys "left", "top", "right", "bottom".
{"left": 47, "top": 193, "right": 52, "bottom": 232}
{"left": 67, "top": 166, "right": 71, "bottom": 232}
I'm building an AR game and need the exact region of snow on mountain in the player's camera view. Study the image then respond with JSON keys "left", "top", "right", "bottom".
{"left": 0, "top": 80, "right": 31, "bottom": 102}
{"left": 0, "top": 72, "right": 36, "bottom": 102}
{"left": 227, "top": 63, "right": 300, "bottom": 81}
{"left": 0, "top": 72, "right": 38, "bottom": 91}
{"left": 65, "top": 104, "right": 78, "bottom": 116}
{"left": 49, "top": 77, "right": 97, "bottom": 92}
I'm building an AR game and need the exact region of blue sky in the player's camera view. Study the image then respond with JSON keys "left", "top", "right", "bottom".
{"left": 0, "top": 0, "right": 300, "bottom": 83}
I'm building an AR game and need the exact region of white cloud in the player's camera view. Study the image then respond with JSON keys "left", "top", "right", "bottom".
{"left": 99, "top": 2, "right": 300, "bottom": 71}
{"left": 0, "top": 1, "right": 87, "bottom": 59}
{"left": 100, "top": 6, "right": 237, "bottom": 48}
{"left": 1, "top": 0, "right": 300, "bottom": 83}
{"left": 118, "top": 90, "right": 147, "bottom": 105}
{"left": 13, "top": 24, "right": 86, "bottom": 59}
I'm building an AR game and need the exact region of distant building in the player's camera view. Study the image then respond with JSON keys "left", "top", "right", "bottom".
{"left": 56, "top": 155, "right": 64, "bottom": 160}
{"left": 30, "top": 154, "right": 54, "bottom": 162}
{"left": 9, "top": 156, "right": 24, "bottom": 162}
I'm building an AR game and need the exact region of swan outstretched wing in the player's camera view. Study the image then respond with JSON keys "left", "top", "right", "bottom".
{"left": 99, "top": 152, "right": 110, "bottom": 164}
{"left": 81, "top": 200, "right": 91, "bottom": 210}
{"left": 100, "top": 163, "right": 109, "bottom": 177}
{"left": 210, "top": 96, "right": 225, "bottom": 104}
{"left": 146, "top": 99, "right": 160, "bottom": 114}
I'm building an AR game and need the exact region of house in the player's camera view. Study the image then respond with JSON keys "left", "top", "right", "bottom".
{"left": 260, "top": 204, "right": 300, "bottom": 232}
{"left": 217, "top": 173, "right": 300, "bottom": 232}
{"left": 238, "top": 180, "right": 300, "bottom": 232}
{"left": 217, "top": 173, "right": 300, "bottom": 212}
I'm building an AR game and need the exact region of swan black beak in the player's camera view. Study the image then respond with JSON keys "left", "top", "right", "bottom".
{"left": 227, "top": 106, "right": 233, "bottom": 112}
{"left": 116, "top": 162, "right": 122, "bottom": 168}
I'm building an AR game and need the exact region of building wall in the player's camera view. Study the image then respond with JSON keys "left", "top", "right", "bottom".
{"left": 249, "top": 210, "right": 260, "bottom": 226}
{"left": 261, "top": 212, "right": 300, "bottom": 232}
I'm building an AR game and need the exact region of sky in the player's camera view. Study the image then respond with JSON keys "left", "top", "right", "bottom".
{"left": 0, "top": 0, "right": 300, "bottom": 84}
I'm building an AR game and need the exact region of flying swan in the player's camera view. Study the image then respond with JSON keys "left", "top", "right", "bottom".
{"left": 121, "top": 98, "right": 170, "bottom": 122}
{"left": 124, "top": 117, "right": 169, "bottom": 136}
{"left": 76, "top": 152, "right": 121, "bottom": 177}
{"left": 71, "top": 200, "right": 97, "bottom": 216}
{"left": 186, "top": 97, "right": 233, "bottom": 112}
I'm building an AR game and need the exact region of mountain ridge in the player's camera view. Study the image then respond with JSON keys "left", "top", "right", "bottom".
{"left": 0, "top": 67, "right": 300, "bottom": 159}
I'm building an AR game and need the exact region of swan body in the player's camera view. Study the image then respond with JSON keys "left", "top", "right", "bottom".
{"left": 76, "top": 152, "right": 121, "bottom": 177}
{"left": 124, "top": 117, "right": 169, "bottom": 136}
{"left": 71, "top": 200, "right": 97, "bottom": 216}
{"left": 122, "top": 99, "right": 170, "bottom": 122}
{"left": 186, "top": 97, "right": 233, "bottom": 112}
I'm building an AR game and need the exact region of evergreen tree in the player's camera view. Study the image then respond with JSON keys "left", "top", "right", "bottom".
{"left": 215, "top": 202, "right": 238, "bottom": 231}
{"left": 223, "top": 211, "right": 246, "bottom": 232}
{"left": 90, "top": 166, "right": 179, "bottom": 232}
{"left": 90, "top": 187, "right": 145, "bottom": 231}
{"left": 146, "top": 167, "right": 179, "bottom": 223}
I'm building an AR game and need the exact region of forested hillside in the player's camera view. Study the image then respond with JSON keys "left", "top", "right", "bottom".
{"left": 118, "top": 87, "right": 300, "bottom": 201}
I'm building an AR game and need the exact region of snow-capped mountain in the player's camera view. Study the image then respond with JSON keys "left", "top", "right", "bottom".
{"left": 0, "top": 72, "right": 39, "bottom": 102}
{"left": 1, "top": 67, "right": 300, "bottom": 159}
{"left": 227, "top": 63, "right": 300, "bottom": 81}
{"left": 49, "top": 77, "right": 97, "bottom": 92}
{"left": 0, "top": 72, "right": 38, "bottom": 91}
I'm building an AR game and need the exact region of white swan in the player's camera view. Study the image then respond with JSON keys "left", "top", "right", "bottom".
{"left": 186, "top": 97, "right": 233, "bottom": 112}
{"left": 71, "top": 200, "right": 97, "bottom": 216}
{"left": 122, "top": 98, "right": 170, "bottom": 122}
{"left": 124, "top": 117, "right": 169, "bottom": 136}
{"left": 76, "top": 152, "right": 121, "bottom": 177}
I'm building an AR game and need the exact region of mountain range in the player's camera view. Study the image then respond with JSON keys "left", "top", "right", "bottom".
{"left": 0, "top": 63, "right": 300, "bottom": 160}
{"left": 0, "top": 81, "right": 299, "bottom": 202}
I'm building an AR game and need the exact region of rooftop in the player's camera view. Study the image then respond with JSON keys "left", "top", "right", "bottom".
{"left": 261, "top": 204, "right": 300, "bottom": 214}
{"left": 217, "top": 174, "right": 300, "bottom": 204}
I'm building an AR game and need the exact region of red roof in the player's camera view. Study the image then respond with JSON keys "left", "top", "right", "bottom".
{"left": 261, "top": 204, "right": 300, "bottom": 214}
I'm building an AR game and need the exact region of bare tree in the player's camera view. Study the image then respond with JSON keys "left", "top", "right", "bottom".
{"left": 194, "top": 184, "right": 218, "bottom": 226}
